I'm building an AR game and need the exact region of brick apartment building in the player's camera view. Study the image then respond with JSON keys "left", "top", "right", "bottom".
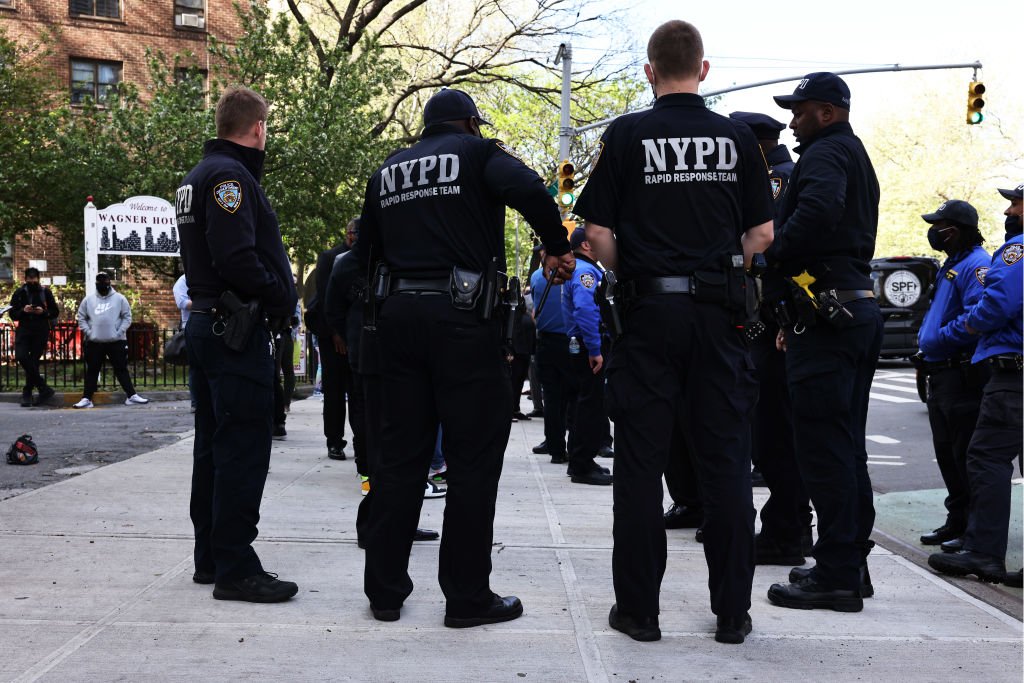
{"left": 0, "top": 0, "right": 246, "bottom": 327}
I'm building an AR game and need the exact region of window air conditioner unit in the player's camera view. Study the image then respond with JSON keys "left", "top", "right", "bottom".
{"left": 179, "top": 13, "right": 203, "bottom": 28}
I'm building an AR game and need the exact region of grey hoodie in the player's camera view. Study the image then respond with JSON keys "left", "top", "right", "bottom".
{"left": 77, "top": 289, "right": 132, "bottom": 342}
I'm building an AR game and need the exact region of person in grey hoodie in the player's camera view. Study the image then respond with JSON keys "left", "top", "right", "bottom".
{"left": 73, "top": 272, "right": 149, "bottom": 408}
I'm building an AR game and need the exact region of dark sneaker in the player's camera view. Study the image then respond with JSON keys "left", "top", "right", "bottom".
{"left": 928, "top": 550, "right": 1006, "bottom": 584}
{"left": 608, "top": 604, "right": 660, "bottom": 642}
{"left": 767, "top": 578, "right": 863, "bottom": 612}
{"left": 212, "top": 571, "right": 298, "bottom": 603}
{"left": 755, "top": 533, "right": 806, "bottom": 566}
{"left": 715, "top": 612, "right": 752, "bottom": 644}
{"left": 445, "top": 594, "right": 523, "bottom": 628}
{"left": 193, "top": 570, "right": 215, "bottom": 585}
{"left": 788, "top": 565, "right": 874, "bottom": 598}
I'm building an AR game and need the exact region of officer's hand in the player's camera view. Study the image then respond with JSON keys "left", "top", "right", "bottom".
{"left": 589, "top": 354, "right": 603, "bottom": 373}
{"left": 776, "top": 329, "right": 787, "bottom": 352}
{"left": 332, "top": 333, "right": 348, "bottom": 355}
{"left": 545, "top": 253, "right": 575, "bottom": 284}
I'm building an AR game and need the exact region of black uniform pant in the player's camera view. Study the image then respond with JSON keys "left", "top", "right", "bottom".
{"left": 751, "top": 325, "right": 812, "bottom": 546}
{"left": 363, "top": 295, "right": 512, "bottom": 615}
{"left": 963, "top": 366, "right": 1023, "bottom": 560}
{"left": 15, "top": 330, "right": 49, "bottom": 394}
{"left": 926, "top": 364, "right": 988, "bottom": 532}
{"left": 664, "top": 422, "right": 701, "bottom": 510}
{"left": 568, "top": 340, "right": 610, "bottom": 471}
{"left": 83, "top": 340, "right": 136, "bottom": 399}
{"left": 606, "top": 296, "right": 757, "bottom": 618}
{"left": 536, "top": 333, "right": 576, "bottom": 459}
{"left": 785, "top": 298, "right": 883, "bottom": 590}
{"left": 186, "top": 313, "right": 274, "bottom": 582}
{"left": 319, "top": 338, "right": 349, "bottom": 450}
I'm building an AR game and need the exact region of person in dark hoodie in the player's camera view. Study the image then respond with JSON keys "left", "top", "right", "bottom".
{"left": 73, "top": 272, "right": 149, "bottom": 409}
{"left": 8, "top": 267, "right": 60, "bottom": 407}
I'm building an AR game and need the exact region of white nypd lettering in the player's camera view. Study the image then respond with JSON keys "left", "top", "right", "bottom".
{"left": 378, "top": 154, "right": 462, "bottom": 206}
{"left": 641, "top": 136, "right": 738, "bottom": 182}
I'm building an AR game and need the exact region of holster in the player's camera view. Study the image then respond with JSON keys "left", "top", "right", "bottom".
{"left": 217, "top": 290, "right": 262, "bottom": 352}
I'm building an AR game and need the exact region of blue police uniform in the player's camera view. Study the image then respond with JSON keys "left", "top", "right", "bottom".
{"left": 561, "top": 253, "right": 612, "bottom": 481}
{"left": 917, "top": 243, "right": 991, "bottom": 541}
{"left": 177, "top": 138, "right": 298, "bottom": 586}
{"left": 574, "top": 91, "right": 773, "bottom": 624}
{"left": 530, "top": 267, "right": 575, "bottom": 463}
{"left": 961, "top": 234, "right": 1023, "bottom": 564}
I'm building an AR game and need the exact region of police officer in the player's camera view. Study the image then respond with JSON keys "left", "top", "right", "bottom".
{"left": 765, "top": 73, "right": 883, "bottom": 613}
{"left": 562, "top": 226, "right": 613, "bottom": 486}
{"left": 929, "top": 183, "right": 1023, "bottom": 587}
{"left": 577, "top": 20, "right": 774, "bottom": 644}
{"left": 176, "top": 86, "right": 298, "bottom": 603}
{"left": 351, "top": 88, "right": 575, "bottom": 627}
{"left": 729, "top": 111, "right": 813, "bottom": 566}
{"left": 913, "top": 200, "right": 990, "bottom": 550}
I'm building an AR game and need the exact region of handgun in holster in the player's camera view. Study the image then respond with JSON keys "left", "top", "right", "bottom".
{"left": 216, "top": 290, "right": 262, "bottom": 352}
{"left": 596, "top": 270, "right": 624, "bottom": 341}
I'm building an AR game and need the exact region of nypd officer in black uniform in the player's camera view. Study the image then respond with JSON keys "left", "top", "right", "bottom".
{"left": 729, "top": 111, "right": 814, "bottom": 565}
{"left": 176, "top": 86, "right": 299, "bottom": 603}
{"left": 351, "top": 89, "right": 575, "bottom": 627}
{"left": 578, "top": 20, "right": 774, "bottom": 645}
{"left": 765, "top": 73, "right": 883, "bottom": 613}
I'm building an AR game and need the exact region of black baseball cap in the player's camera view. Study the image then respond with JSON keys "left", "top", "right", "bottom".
{"left": 921, "top": 199, "right": 978, "bottom": 230}
{"left": 997, "top": 184, "right": 1023, "bottom": 200}
{"left": 423, "top": 88, "right": 491, "bottom": 128}
{"left": 774, "top": 72, "right": 851, "bottom": 111}
{"left": 729, "top": 111, "right": 786, "bottom": 140}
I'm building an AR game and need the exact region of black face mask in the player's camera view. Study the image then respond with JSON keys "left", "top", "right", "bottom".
{"left": 1005, "top": 214, "right": 1022, "bottom": 240}
{"left": 927, "top": 226, "right": 952, "bottom": 252}
{"left": 96, "top": 284, "right": 111, "bottom": 295}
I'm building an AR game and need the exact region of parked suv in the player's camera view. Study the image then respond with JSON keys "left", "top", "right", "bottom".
{"left": 869, "top": 256, "right": 940, "bottom": 359}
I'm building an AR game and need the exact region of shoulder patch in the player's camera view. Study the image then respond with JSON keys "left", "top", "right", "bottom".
{"left": 1002, "top": 243, "right": 1023, "bottom": 265}
{"left": 580, "top": 272, "right": 596, "bottom": 289}
{"left": 213, "top": 180, "right": 242, "bottom": 213}
{"left": 495, "top": 141, "right": 524, "bottom": 162}
{"left": 975, "top": 266, "right": 988, "bottom": 285}
{"left": 770, "top": 176, "right": 783, "bottom": 199}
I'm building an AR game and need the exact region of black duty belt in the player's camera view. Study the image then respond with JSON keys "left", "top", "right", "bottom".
{"left": 623, "top": 276, "right": 693, "bottom": 297}
{"left": 988, "top": 354, "right": 1023, "bottom": 371}
{"left": 390, "top": 277, "right": 449, "bottom": 295}
{"left": 833, "top": 290, "right": 875, "bottom": 304}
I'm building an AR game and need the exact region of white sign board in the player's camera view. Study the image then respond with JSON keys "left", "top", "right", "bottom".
{"left": 84, "top": 196, "right": 179, "bottom": 296}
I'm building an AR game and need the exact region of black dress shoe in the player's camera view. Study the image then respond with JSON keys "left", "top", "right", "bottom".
{"left": 928, "top": 550, "right": 1006, "bottom": 583}
{"left": 193, "top": 570, "right": 215, "bottom": 585}
{"left": 920, "top": 525, "right": 963, "bottom": 545}
{"left": 532, "top": 441, "right": 549, "bottom": 454}
{"left": 1003, "top": 569, "right": 1023, "bottom": 588}
{"left": 664, "top": 503, "right": 703, "bottom": 529}
{"left": 715, "top": 612, "right": 752, "bottom": 644}
{"left": 549, "top": 455, "right": 568, "bottom": 465}
{"left": 789, "top": 565, "right": 873, "bottom": 598}
{"left": 213, "top": 571, "right": 298, "bottom": 603}
{"left": 597, "top": 445, "right": 614, "bottom": 458}
{"left": 570, "top": 468, "right": 612, "bottom": 486}
{"left": 371, "top": 604, "right": 401, "bottom": 621}
{"left": 768, "top": 579, "right": 863, "bottom": 612}
{"left": 940, "top": 537, "right": 964, "bottom": 553}
{"left": 755, "top": 534, "right": 806, "bottom": 566}
{"left": 444, "top": 594, "right": 523, "bottom": 628}
{"left": 608, "top": 604, "right": 660, "bottom": 642}
{"left": 414, "top": 528, "right": 439, "bottom": 541}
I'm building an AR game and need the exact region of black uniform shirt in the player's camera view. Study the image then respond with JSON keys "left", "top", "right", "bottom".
{"left": 176, "top": 139, "right": 297, "bottom": 316}
{"left": 765, "top": 144, "right": 795, "bottom": 218}
{"left": 767, "top": 121, "right": 879, "bottom": 290}
{"left": 352, "top": 124, "right": 571, "bottom": 274}
{"left": 573, "top": 93, "right": 773, "bottom": 280}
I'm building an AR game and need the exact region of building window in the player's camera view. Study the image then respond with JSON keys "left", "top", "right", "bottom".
{"left": 71, "top": 59, "right": 122, "bottom": 105}
{"left": 69, "top": 0, "right": 121, "bottom": 19}
{"left": 174, "top": 0, "right": 205, "bottom": 30}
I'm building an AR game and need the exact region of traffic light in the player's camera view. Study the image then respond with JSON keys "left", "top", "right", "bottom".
{"left": 557, "top": 160, "right": 575, "bottom": 206}
{"left": 966, "top": 81, "right": 985, "bottom": 125}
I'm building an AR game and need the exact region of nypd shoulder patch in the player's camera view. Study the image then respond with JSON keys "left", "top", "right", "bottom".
{"left": 1002, "top": 243, "right": 1023, "bottom": 266}
{"left": 975, "top": 266, "right": 988, "bottom": 285}
{"left": 770, "top": 177, "right": 783, "bottom": 199}
{"left": 213, "top": 180, "right": 242, "bottom": 214}
{"left": 580, "top": 272, "right": 596, "bottom": 289}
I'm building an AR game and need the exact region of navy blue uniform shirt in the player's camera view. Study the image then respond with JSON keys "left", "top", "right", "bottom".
{"left": 573, "top": 93, "right": 773, "bottom": 280}
{"left": 767, "top": 122, "right": 879, "bottom": 290}
{"left": 561, "top": 254, "right": 603, "bottom": 352}
{"left": 918, "top": 245, "right": 990, "bottom": 362}
{"left": 352, "top": 124, "right": 570, "bottom": 274}
{"left": 968, "top": 234, "right": 1023, "bottom": 362}
{"left": 176, "top": 139, "right": 297, "bottom": 317}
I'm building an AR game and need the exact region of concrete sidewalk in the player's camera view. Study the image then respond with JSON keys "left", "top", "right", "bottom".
{"left": 1, "top": 399, "right": 1020, "bottom": 682}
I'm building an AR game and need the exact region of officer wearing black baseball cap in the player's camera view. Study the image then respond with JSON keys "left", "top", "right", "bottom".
{"left": 765, "top": 71, "right": 883, "bottom": 613}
